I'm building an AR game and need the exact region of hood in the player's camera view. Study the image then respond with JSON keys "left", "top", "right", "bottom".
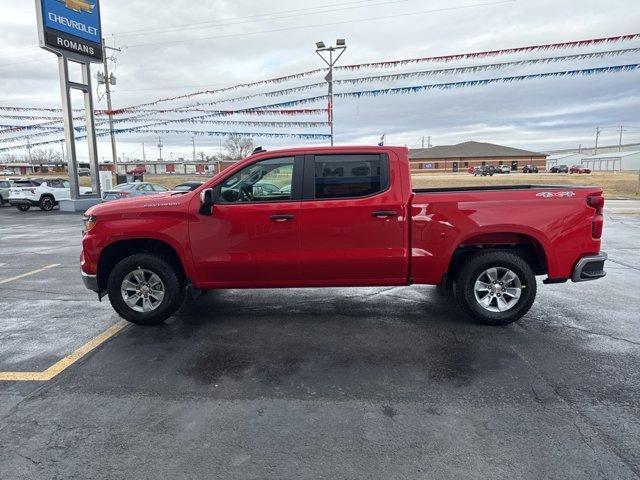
{"left": 86, "top": 191, "right": 186, "bottom": 216}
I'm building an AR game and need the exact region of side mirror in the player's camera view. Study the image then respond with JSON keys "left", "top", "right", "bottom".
{"left": 199, "top": 188, "right": 214, "bottom": 216}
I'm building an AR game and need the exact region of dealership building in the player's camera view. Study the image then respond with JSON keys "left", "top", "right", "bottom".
{"left": 409, "top": 141, "right": 547, "bottom": 173}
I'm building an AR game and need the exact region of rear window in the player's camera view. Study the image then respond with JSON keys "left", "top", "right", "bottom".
{"left": 312, "top": 154, "right": 388, "bottom": 199}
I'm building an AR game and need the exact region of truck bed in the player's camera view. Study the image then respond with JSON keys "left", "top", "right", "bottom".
{"left": 413, "top": 184, "right": 598, "bottom": 193}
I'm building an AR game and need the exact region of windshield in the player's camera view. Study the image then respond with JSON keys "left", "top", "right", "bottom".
{"left": 173, "top": 184, "right": 195, "bottom": 191}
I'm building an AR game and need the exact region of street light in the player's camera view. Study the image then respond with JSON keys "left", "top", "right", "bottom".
{"left": 315, "top": 39, "right": 347, "bottom": 146}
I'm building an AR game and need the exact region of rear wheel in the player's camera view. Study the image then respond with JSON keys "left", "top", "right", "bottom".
{"left": 39, "top": 195, "right": 55, "bottom": 211}
{"left": 454, "top": 251, "right": 536, "bottom": 326}
{"left": 16, "top": 205, "right": 30, "bottom": 211}
{"left": 107, "top": 253, "right": 185, "bottom": 325}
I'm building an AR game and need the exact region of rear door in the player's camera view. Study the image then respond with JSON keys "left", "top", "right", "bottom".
{"left": 299, "top": 152, "right": 407, "bottom": 285}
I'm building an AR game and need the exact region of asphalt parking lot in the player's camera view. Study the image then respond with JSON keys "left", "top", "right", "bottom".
{"left": 1, "top": 202, "right": 639, "bottom": 479}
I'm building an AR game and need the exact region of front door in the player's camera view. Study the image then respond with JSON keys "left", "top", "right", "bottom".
{"left": 189, "top": 155, "right": 303, "bottom": 288}
{"left": 299, "top": 152, "right": 407, "bottom": 285}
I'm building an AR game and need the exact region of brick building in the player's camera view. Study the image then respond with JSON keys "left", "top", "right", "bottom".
{"left": 409, "top": 141, "right": 547, "bottom": 173}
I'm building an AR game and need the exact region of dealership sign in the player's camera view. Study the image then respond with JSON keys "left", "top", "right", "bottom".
{"left": 36, "top": 0, "right": 103, "bottom": 61}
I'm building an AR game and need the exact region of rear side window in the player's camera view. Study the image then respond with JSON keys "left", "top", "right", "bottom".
{"left": 312, "top": 154, "right": 388, "bottom": 199}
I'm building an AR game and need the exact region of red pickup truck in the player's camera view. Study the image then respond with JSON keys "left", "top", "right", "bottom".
{"left": 81, "top": 146, "right": 606, "bottom": 326}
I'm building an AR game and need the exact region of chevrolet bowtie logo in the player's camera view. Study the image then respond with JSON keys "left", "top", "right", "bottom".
{"left": 58, "top": 0, "right": 95, "bottom": 13}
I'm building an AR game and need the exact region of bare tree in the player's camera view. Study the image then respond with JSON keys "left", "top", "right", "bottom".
{"left": 198, "top": 151, "right": 207, "bottom": 162}
{"left": 220, "top": 134, "right": 254, "bottom": 161}
{"left": 1, "top": 153, "right": 25, "bottom": 163}
{"left": 30, "top": 148, "right": 62, "bottom": 164}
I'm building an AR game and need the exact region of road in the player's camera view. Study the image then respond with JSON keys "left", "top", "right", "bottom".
{"left": 0, "top": 205, "right": 639, "bottom": 479}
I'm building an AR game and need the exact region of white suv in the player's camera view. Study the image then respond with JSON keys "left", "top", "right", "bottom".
{"left": 9, "top": 178, "right": 92, "bottom": 211}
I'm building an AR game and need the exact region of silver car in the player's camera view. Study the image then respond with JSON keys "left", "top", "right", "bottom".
{"left": 102, "top": 182, "right": 168, "bottom": 201}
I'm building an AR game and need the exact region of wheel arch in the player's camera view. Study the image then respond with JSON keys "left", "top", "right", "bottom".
{"left": 97, "top": 238, "right": 188, "bottom": 292}
{"left": 445, "top": 230, "right": 549, "bottom": 287}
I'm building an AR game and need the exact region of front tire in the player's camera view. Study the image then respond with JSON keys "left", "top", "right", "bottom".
{"left": 107, "top": 253, "right": 185, "bottom": 325}
{"left": 454, "top": 251, "right": 537, "bottom": 326}
{"left": 16, "top": 205, "right": 30, "bottom": 211}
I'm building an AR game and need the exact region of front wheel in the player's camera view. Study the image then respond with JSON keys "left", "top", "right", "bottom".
{"left": 16, "top": 205, "right": 30, "bottom": 211}
{"left": 107, "top": 253, "right": 185, "bottom": 325}
{"left": 454, "top": 251, "right": 537, "bottom": 326}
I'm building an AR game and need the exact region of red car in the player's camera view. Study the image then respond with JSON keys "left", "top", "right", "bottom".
{"left": 570, "top": 165, "right": 591, "bottom": 174}
{"left": 126, "top": 165, "right": 146, "bottom": 175}
{"left": 81, "top": 146, "right": 606, "bottom": 327}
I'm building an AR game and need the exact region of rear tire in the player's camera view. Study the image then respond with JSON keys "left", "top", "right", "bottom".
{"left": 454, "top": 251, "right": 537, "bottom": 326}
{"left": 107, "top": 253, "right": 185, "bottom": 325}
{"left": 16, "top": 205, "right": 30, "bottom": 211}
{"left": 39, "top": 195, "right": 55, "bottom": 211}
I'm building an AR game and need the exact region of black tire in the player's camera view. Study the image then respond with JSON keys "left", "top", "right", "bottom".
{"left": 454, "top": 251, "right": 537, "bottom": 326}
{"left": 16, "top": 205, "right": 30, "bottom": 211}
{"left": 107, "top": 253, "right": 185, "bottom": 325}
{"left": 39, "top": 195, "right": 55, "bottom": 211}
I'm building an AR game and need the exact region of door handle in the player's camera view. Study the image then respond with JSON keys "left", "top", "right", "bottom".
{"left": 371, "top": 210, "right": 397, "bottom": 218}
{"left": 270, "top": 213, "right": 295, "bottom": 222}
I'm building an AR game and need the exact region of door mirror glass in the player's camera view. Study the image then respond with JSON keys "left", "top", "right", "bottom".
{"left": 199, "top": 188, "right": 213, "bottom": 216}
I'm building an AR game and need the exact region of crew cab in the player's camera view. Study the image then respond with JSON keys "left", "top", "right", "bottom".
{"left": 81, "top": 146, "right": 607, "bottom": 326}
{"left": 9, "top": 178, "right": 92, "bottom": 211}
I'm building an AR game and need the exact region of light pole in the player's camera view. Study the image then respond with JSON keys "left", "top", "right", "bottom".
{"left": 315, "top": 39, "right": 347, "bottom": 146}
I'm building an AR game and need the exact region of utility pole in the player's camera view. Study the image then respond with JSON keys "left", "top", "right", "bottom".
{"left": 421, "top": 136, "right": 425, "bottom": 148}
{"left": 192, "top": 136, "right": 196, "bottom": 162}
{"left": 427, "top": 136, "right": 432, "bottom": 148}
{"left": 315, "top": 39, "right": 347, "bottom": 146}
{"left": 100, "top": 39, "right": 122, "bottom": 173}
{"left": 594, "top": 127, "right": 601, "bottom": 155}
{"left": 619, "top": 125, "right": 624, "bottom": 152}
{"left": 142, "top": 142, "right": 146, "bottom": 162}
{"left": 27, "top": 138, "right": 32, "bottom": 163}
{"left": 158, "top": 137, "right": 163, "bottom": 161}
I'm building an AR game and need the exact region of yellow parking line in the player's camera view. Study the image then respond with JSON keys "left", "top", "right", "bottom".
{"left": 0, "top": 263, "right": 60, "bottom": 285}
{"left": 0, "top": 320, "right": 128, "bottom": 382}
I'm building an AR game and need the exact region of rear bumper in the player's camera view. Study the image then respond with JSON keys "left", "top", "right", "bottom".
{"left": 81, "top": 270, "right": 99, "bottom": 292}
{"left": 9, "top": 198, "right": 38, "bottom": 207}
{"left": 572, "top": 252, "right": 607, "bottom": 282}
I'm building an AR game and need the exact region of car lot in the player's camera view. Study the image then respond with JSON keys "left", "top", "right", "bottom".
{"left": 0, "top": 203, "right": 639, "bottom": 479}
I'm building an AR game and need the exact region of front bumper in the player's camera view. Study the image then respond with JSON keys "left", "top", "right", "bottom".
{"left": 81, "top": 270, "right": 99, "bottom": 292}
{"left": 572, "top": 252, "right": 607, "bottom": 282}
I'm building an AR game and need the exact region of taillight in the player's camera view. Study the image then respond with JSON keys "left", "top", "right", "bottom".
{"left": 587, "top": 195, "right": 604, "bottom": 239}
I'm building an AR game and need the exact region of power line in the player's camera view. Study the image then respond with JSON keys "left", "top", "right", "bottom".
{"left": 113, "top": 0, "right": 404, "bottom": 38}
{"left": 125, "top": 0, "right": 517, "bottom": 48}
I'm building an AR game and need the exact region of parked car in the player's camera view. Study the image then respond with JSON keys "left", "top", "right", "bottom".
{"left": 78, "top": 167, "right": 91, "bottom": 177}
{"left": 126, "top": 166, "right": 147, "bottom": 175}
{"left": 9, "top": 178, "right": 92, "bottom": 211}
{"left": 0, "top": 179, "right": 12, "bottom": 205}
{"left": 522, "top": 165, "right": 539, "bottom": 173}
{"left": 80, "top": 146, "right": 607, "bottom": 327}
{"left": 473, "top": 165, "right": 495, "bottom": 176}
{"left": 171, "top": 181, "right": 204, "bottom": 192}
{"left": 570, "top": 165, "right": 591, "bottom": 174}
{"left": 495, "top": 165, "right": 511, "bottom": 174}
{"left": 102, "top": 182, "right": 168, "bottom": 202}
{"left": 1, "top": 169, "right": 15, "bottom": 175}
{"left": 549, "top": 164, "right": 569, "bottom": 173}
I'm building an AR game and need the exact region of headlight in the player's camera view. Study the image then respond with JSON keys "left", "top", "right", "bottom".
{"left": 82, "top": 215, "right": 97, "bottom": 235}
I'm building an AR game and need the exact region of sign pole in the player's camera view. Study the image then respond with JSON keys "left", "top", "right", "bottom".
{"left": 57, "top": 56, "right": 79, "bottom": 199}
{"left": 82, "top": 62, "right": 101, "bottom": 198}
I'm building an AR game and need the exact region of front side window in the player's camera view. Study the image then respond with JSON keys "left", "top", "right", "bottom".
{"left": 313, "top": 154, "right": 387, "bottom": 199}
{"left": 217, "top": 157, "right": 294, "bottom": 203}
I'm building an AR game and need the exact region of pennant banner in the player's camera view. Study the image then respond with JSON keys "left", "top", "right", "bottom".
{"left": 338, "top": 33, "right": 640, "bottom": 70}
{"left": 335, "top": 64, "right": 640, "bottom": 99}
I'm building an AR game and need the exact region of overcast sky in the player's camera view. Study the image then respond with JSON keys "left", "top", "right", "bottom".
{"left": 1, "top": 0, "right": 639, "bottom": 161}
